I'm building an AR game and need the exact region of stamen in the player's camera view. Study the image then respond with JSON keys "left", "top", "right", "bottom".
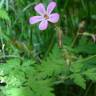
{"left": 44, "top": 14, "right": 49, "bottom": 19}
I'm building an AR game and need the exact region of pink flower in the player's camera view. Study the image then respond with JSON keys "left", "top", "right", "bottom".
{"left": 29, "top": 2, "right": 60, "bottom": 30}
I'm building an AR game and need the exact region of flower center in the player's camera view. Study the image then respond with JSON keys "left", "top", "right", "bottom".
{"left": 44, "top": 14, "right": 49, "bottom": 19}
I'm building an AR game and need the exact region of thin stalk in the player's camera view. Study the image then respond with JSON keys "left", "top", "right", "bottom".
{"left": 83, "top": 82, "right": 93, "bottom": 96}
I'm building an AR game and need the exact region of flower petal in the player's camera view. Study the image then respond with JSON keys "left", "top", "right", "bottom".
{"left": 29, "top": 16, "right": 43, "bottom": 24}
{"left": 39, "top": 20, "right": 48, "bottom": 30}
{"left": 34, "top": 3, "right": 46, "bottom": 15}
{"left": 47, "top": 2, "right": 57, "bottom": 14}
{"left": 48, "top": 13, "right": 60, "bottom": 23}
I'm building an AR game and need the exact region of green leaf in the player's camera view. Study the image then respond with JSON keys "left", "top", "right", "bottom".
{"left": 5, "top": 87, "right": 34, "bottom": 96}
{"left": 70, "top": 63, "right": 84, "bottom": 73}
{"left": 70, "top": 74, "right": 86, "bottom": 89}
{"left": 38, "top": 45, "right": 65, "bottom": 78}
{"left": 0, "top": 9, "right": 10, "bottom": 20}
{"left": 83, "top": 68, "right": 96, "bottom": 82}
